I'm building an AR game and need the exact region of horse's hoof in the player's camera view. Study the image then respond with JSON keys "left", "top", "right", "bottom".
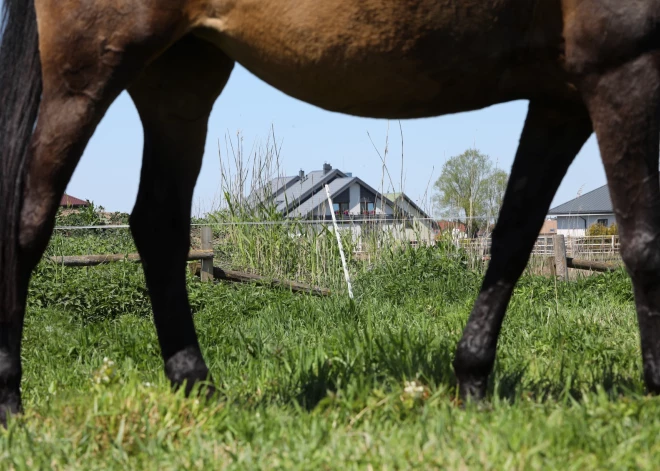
{"left": 0, "top": 400, "right": 21, "bottom": 428}
{"left": 457, "top": 375, "right": 487, "bottom": 404}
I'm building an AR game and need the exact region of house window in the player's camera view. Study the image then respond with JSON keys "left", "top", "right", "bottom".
{"left": 360, "top": 201, "right": 375, "bottom": 215}
{"left": 597, "top": 218, "right": 608, "bottom": 226}
{"left": 333, "top": 202, "right": 349, "bottom": 217}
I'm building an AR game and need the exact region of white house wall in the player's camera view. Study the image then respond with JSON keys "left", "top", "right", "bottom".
{"left": 556, "top": 214, "right": 616, "bottom": 237}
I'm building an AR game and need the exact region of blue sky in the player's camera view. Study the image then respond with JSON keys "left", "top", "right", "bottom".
{"left": 68, "top": 63, "right": 606, "bottom": 216}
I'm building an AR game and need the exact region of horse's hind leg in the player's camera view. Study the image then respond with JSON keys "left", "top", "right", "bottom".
{"left": 582, "top": 54, "right": 660, "bottom": 393}
{"left": 0, "top": 3, "right": 188, "bottom": 423}
{"left": 127, "top": 36, "right": 233, "bottom": 395}
{"left": 453, "top": 101, "right": 592, "bottom": 400}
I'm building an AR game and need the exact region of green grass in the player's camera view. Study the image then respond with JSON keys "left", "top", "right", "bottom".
{"left": 2, "top": 244, "right": 658, "bottom": 469}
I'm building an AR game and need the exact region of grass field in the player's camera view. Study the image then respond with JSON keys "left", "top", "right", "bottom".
{"left": 2, "top": 226, "right": 659, "bottom": 470}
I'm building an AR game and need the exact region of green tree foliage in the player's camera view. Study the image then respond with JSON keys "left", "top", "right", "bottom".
{"left": 433, "top": 149, "right": 509, "bottom": 237}
{"left": 587, "top": 222, "right": 618, "bottom": 236}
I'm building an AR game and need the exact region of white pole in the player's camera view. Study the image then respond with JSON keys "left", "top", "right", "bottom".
{"left": 325, "top": 184, "right": 354, "bottom": 299}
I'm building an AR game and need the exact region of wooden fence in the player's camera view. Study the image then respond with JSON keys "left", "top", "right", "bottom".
{"left": 460, "top": 234, "right": 622, "bottom": 280}
{"left": 49, "top": 226, "right": 330, "bottom": 296}
{"left": 460, "top": 235, "right": 621, "bottom": 258}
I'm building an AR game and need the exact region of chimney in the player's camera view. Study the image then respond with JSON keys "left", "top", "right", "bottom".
{"left": 299, "top": 169, "right": 305, "bottom": 179}
{"left": 323, "top": 163, "right": 332, "bottom": 174}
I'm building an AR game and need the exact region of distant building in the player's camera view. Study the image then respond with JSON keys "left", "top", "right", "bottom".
{"left": 60, "top": 194, "right": 90, "bottom": 208}
{"left": 539, "top": 219, "right": 557, "bottom": 235}
{"left": 548, "top": 183, "right": 614, "bottom": 236}
{"left": 436, "top": 220, "right": 468, "bottom": 239}
{"left": 249, "top": 163, "right": 437, "bottom": 246}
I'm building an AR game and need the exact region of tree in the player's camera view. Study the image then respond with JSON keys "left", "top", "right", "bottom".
{"left": 433, "top": 149, "right": 509, "bottom": 237}
{"left": 587, "top": 222, "right": 618, "bottom": 236}
{"left": 485, "top": 169, "right": 508, "bottom": 216}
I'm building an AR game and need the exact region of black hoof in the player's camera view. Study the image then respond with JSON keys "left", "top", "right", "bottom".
{"left": 165, "top": 346, "right": 214, "bottom": 398}
{"left": 0, "top": 396, "right": 20, "bottom": 428}
{"left": 644, "top": 374, "right": 660, "bottom": 396}
{"left": 0, "top": 358, "right": 22, "bottom": 428}
{"left": 453, "top": 341, "right": 493, "bottom": 404}
{"left": 457, "top": 374, "right": 488, "bottom": 403}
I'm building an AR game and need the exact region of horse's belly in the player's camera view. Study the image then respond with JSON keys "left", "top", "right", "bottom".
{"left": 194, "top": 0, "right": 560, "bottom": 118}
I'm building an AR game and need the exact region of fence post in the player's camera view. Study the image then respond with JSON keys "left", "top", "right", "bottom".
{"left": 553, "top": 234, "right": 568, "bottom": 281}
{"left": 201, "top": 226, "right": 214, "bottom": 282}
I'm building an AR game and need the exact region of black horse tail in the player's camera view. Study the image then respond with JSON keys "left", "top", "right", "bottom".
{"left": 0, "top": 0, "right": 42, "bottom": 321}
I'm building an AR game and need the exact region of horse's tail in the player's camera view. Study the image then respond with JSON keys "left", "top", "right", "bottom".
{"left": 0, "top": 0, "right": 42, "bottom": 320}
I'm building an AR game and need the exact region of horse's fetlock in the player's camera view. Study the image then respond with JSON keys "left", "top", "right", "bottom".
{"left": 0, "top": 353, "right": 21, "bottom": 390}
{"left": 454, "top": 341, "right": 495, "bottom": 379}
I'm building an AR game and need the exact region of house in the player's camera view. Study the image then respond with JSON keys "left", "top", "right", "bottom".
{"left": 382, "top": 192, "right": 438, "bottom": 246}
{"left": 60, "top": 194, "right": 90, "bottom": 208}
{"left": 436, "top": 220, "right": 468, "bottom": 240}
{"left": 250, "top": 163, "right": 437, "bottom": 246}
{"left": 547, "top": 183, "right": 614, "bottom": 236}
{"left": 539, "top": 218, "right": 557, "bottom": 235}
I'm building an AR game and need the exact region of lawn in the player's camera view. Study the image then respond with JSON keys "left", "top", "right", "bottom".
{"left": 1, "top": 242, "right": 658, "bottom": 470}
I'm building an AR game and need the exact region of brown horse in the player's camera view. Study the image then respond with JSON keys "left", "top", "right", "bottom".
{"left": 2, "top": 0, "right": 660, "bottom": 423}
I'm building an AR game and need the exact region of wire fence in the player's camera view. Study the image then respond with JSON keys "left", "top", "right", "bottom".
{"left": 48, "top": 217, "right": 444, "bottom": 290}
{"left": 44, "top": 217, "right": 628, "bottom": 299}
{"left": 52, "top": 217, "right": 445, "bottom": 230}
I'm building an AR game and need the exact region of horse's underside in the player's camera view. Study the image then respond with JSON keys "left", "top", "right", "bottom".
{"left": 2, "top": 0, "right": 660, "bottom": 424}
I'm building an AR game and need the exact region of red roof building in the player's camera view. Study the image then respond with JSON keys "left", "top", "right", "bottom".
{"left": 436, "top": 220, "right": 467, "bottom": 232}
{"left": 60, "top": 194, "right": 90, "bottom": 208}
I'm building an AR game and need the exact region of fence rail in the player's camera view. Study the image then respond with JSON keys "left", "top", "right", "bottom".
{"left": 48, "top": 221, "right": 624, "bottom": 286}
{"left": 48, "top": 225, "right": 331, "bottom": 295}
{"left": 459, "top": 234, "right": 621, "bottom": 259}
{"left": 460, "top": 234, "right": 623, "bottom": 280}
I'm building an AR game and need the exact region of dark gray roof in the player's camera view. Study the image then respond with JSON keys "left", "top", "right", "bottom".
{"left": 289, "top": 176, "right": 399, "bottom": 218}
{"left": 248, "top": 175, "right": 299, "bottom": 207}
{"left": 246, "top": 166, "right": 429, "bottom": 222}
{"left": 275, "top": 169, "right": 346, "bottom": 213}
{"left": 270, "top": 176, "right": 299, "bottom": 196}
{"left": 288, "top": 177, "right": 355, "bottom": 217}
{"left": 548, "top": 184, "right": 612, "bottom": 215}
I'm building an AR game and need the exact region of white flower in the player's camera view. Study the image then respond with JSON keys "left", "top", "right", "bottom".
{"left": 403, "top": 381, "right": 425, "bottom": 399}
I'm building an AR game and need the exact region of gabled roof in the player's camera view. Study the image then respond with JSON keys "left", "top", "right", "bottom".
{"left": 247, "top": 166, "right": 430, "bottom": 223}
{"left": 548, "top": 184, "right": 612, "bottom": 215}
{"left": 60, "top": 194, "right": 90, "bottom": 207}
{"left": 383, "top": 192, "right": 432, "bottom": 219}
{"left": 291, "top": 176, "right": 399, "bottom": 218}
{"left": 269, "top": 176, "right": 299, "bottom": 197}
{"left": 275, "top": 168, "right": 347, "bottom": 213}
{"left": 287, "top": 177, "right": 355, "bottom": 217}
{"left": 248, "top": 175, "right": 300, "bottom": 206}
